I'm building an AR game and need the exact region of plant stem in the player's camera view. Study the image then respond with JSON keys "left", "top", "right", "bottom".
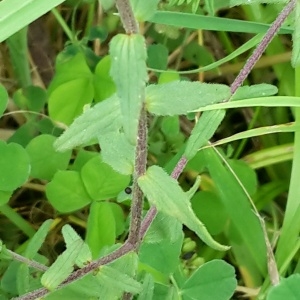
{"left": 6, "top": 249, "right": 48, "bottom": 272}
{"left": 115, "top": 0, "right": 139, "bottom": 34}
{"left": 16, "top": 2, "right": 298, "bottom": 300}
{"left": 230, "top": 0, "right": 296, "bottom": 95}
{"left": 13, "top": 242, "right": 135, "bottom": 300}
{"left": 51, "top": 8, "right": 75, "bottom": 42}
{"left": 127, "top": 106, "right": 147, "bottom": 248}
{"left": 114, "top": 0, "right": 147, "bottom": 252}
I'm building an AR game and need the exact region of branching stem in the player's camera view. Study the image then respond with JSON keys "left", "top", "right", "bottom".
{"left": 14, "top": 1, "right": 297, "bottom": 299}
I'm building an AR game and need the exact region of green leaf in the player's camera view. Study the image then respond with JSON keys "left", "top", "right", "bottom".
{"left": 149, "top": 11, "right": 293, "bottom": 34}
{"left": 7, "top": 27, "right": 31, "bottom": 88}
{"left": 161, "top": 116, "right": 180, "bottom": 137}
{"left": 191, "top": 191, "right": 228, "bottom": 235}
{"left": 143, "top": 212, "right": 182, "bottom": 244}
{"left": 146, "top": 81, "right": 230, "bottom": 116}
{"left": 48, "top": 53, "right": 94, "bottom": 125}
{"left": 184, "top": 110, "right": 226, "bottom": 160}
{"left": 13, "top": 86, "right": 47, "bottom": 112}
{"left": 93, "top": 55, "right": 116, "bottom": 102}
{"left": 110, "top": 34, "right": 148, "bottom": 144}
{"left": 43, "top": 274, "right": 106, "bottom": 300}
{"left": 62, "top": 224, "right": 92, "bottom": 268}
{"left": 267, "top": 274, "right": 300, "bottom": 300}
{"left": 137, "top": 165, "right": 229, "bottom": 251}
{"left": 95, "top": 265, "right": 142, "bottom": 295}
{"left": 17, "top": 264, "right": 30, "bottom": 296}
{"left": 0, "top": 141, "right": 30, "bottom": 191}
{"left": 181, "top": 260, "right": 237, "bottom": 300}
{"left": 139, "top": 232, "right": 183, "bottom": 276}
{"left": 0, "top": 240, "right": 13, "bottom": 260}
{"left": 49, "top": 53, "right": 92, "bottom": 93}
{"left": 203, "top": 0, "right": 213, "bottom": 15}
{"left": 192, "top": 96, "right": 300, "bottom": 112}
{"left": 70, "top": 149, "right": 98, "bottom": 171}
{"left": 70, "top": 252, "right": 142, "bottom": 300}
{"left": 158, "top": 70, "right": 180, "bottom": 84}
{"left": 147, "top": 44, "right": 168, "bottom": 71}
{"left": 0, "top": 190, "right": 12, "bottom": 205}
{"left": 186, "top": 175, "right": 201, "bottom": 199}
{"left": 109, "top": 202, "right": 125, "bottom": 236}
{"left": 0, "top": 0, "right": 65, "bottom": 43}
{"left": 45, "top": 251, "right": 138, "bottom": 299}
{"left": 46, "top": 170, "right": 92, "bottom": 213}
{"left": 203, "top": 148, "right": 266, "bottom": 275}
{"left": 85, "top": 201, "right": 116, "bottom": 258}
{"left": 152, "top": 283, "right": 177, "bottom": 300}
{"left": 292, "top": 2, "right": 300, "bottom": 67}
{"left": 41, "top": 239, "right": 84, "bottom": 291}
{"left": 98, "top": 131, "right": 135, "bottom": 175}
{"left": 81, "top": 156, "right": 130, "bottom": 200}
{"left": 26, "top": 134, "right": 71, "bottom": 180}
{"left": 24, "top": 219, "right": 53, "bottom": 259}
{"left": 231, "top": 84, "right": 278, "bottom": 101}
{"left": 137, "top": 273, "right": 154, "bottom": 300}
{"left": 228, "top": 159, "right": 258, "bottom": 196}
{"left": 49, "top": 78, "right": 94, "bottom": 126}
{"left": 54, "top": 94, "right": 122, "bottom": 152}
{"left": 131, "top": 0, "right": 160, "bottom": 21}
{"left": 209, "top": 122, "right": 300, "bottom": 149}
{"left": 100, "top": 0, "right": 116, "bottom": 10}
{"left": 0, "top": 84, "right": 8, "bottom": 116}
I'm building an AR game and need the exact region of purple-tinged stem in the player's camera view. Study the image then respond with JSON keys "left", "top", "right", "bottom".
{"left": 127, "top": 106, "right": 147, "bottom": 248}
{"left": 230, "top": 0, "right": 296, "bottom": 95}
{"left": 13, "top": 243, "right": 135, "bottom": 300}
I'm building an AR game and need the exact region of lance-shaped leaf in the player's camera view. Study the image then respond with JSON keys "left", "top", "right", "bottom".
{"left": 110, "top": 34, "right": 148, "bottom": 145}
{"left": 0, "top": 0, "right": 65, "bottom": 43}
{"left": 98, "top": 131, "right": 135, "bottom": 175}
{"left": 184, "top": 110, "right": 226, "bottom": 160}
{"left": 54, "top": 94, "right": 122, "bottom": 152}
{"left": 145, "top": 81, "right": 230, "bottom": 116}
{"left": 95, "top": 265, "right": 142, "bottom": 295}
{"left": 41, "top": 239, "right": 84, "bottom": 291}
{"left": 62, "top": 224, "right": 92, "bottom": 268}
{"left": 231, "top": 83, "right": 278, "bottom": 101}
{"left": 191, "top": 96, "right": 300, "bottom": 112}
{"left": 24, "top": 219, "right": 53, "bottom": 259}
{"left": 138, "top": 165, "right": 230, "bottom": 251}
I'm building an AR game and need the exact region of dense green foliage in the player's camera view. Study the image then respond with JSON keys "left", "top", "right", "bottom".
{"left": 0, "top": 0, "right": 299, "bottom": 299}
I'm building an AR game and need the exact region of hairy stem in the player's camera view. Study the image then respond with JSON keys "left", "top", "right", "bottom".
{"left": 15, "top": 1, "right": 297, "bottom": 299}
{"left": 13, "top": 243, "right": 135, "bottom": 300}
{"left": 116, "top": 0, "right": 139, "bottom": 34}
{"left": 6, "top": 249, "right": 48, "bottom": 272}
{"left": 230, "top": 0, "right": 296, "bottom": 95}
{"left": 127, "top": 106, "right": 148, "bottom": 248}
